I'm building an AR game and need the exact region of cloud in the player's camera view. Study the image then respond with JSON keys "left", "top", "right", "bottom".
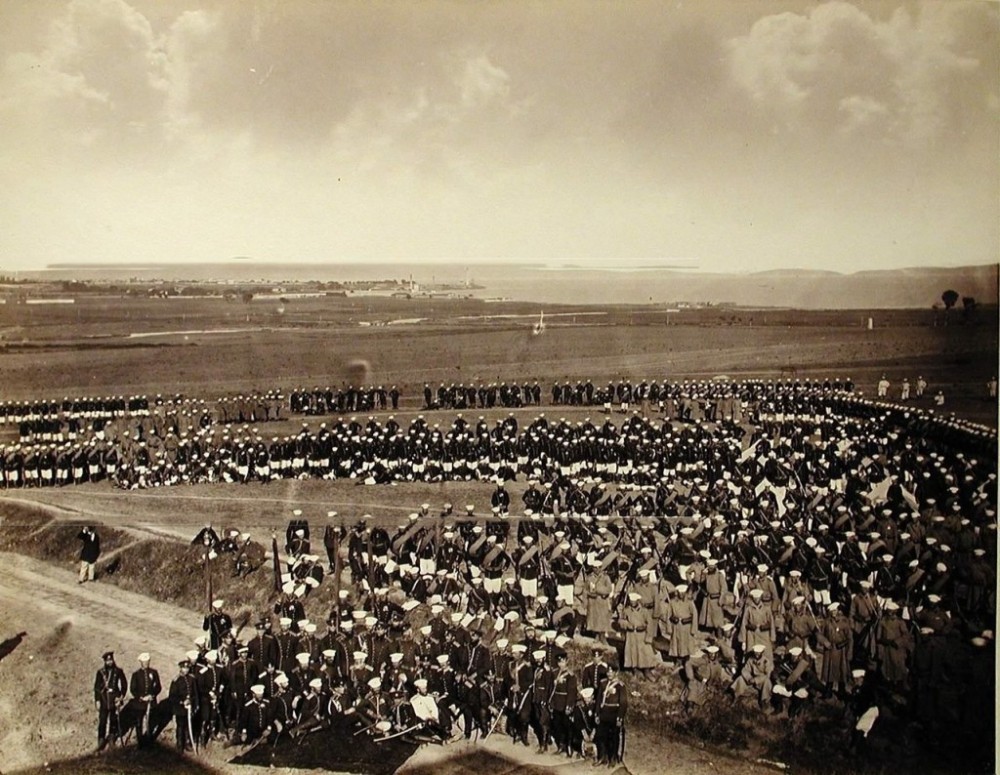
{"left": 727, "top": 1, "right": 999, "bottom": 146}
{"left": 0, "top": 0, "right": 170, "bottom": 165}
{"left": 458, "top": 54, "right": 510, "bottom": 107}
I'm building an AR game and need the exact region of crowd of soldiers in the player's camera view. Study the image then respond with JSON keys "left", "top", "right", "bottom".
{"left": 3, "top": 379, "right": 995, "bottom": 492}
{"left": 43, "top": 376, "right": 996, "bottom": 764}
{"left": 92, "top": 554, "right": 632, "bottom": 765}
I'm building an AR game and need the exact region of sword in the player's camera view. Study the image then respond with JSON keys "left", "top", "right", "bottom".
{"left": 353, "top": 719, "right": 380, "bottom": 736}
{"left": 187, "top": 703, "right": 198, "bottom": 753}
{"left": 484, "top": 700, "right": 508, "bottom": 739}
{"left": 114, "top": 702, "right": 124, "bottom": 746}
{"left": 373, "top": 721, "right": 425, "bottom": 743}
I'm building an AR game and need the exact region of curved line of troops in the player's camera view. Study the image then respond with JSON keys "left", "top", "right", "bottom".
{"left": 81, "top": 378, "right": 996, "bottom": 765}
{"left": 2, "top": 379, "right": 995, "bottom": 491}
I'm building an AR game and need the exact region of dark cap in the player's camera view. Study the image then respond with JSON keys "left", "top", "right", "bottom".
{"left": 102, "top": 651, "right": 115, "bottom": 660}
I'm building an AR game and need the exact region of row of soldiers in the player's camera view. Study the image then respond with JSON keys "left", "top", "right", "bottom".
{"left": 422, "top": 382, "right": 544, "bottom": 410}
{"left": 4, "top": 387, "right": 403, "bottom": 444}
{"left": 290, "top": 386, "right": 400, "bottom": 415}
{"left": 550, "top": 377, "right": 858, "bottom": 407}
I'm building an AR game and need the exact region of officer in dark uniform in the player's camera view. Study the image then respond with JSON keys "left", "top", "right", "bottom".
{"left": 168, "top": 658, "right": 200, "bottom": 751}
{"left": 595, "top": 665, "right": 627, "bottom": 765}
{"left": 129, "top": 652, "right": 161, "bottom": 747}
{"left": 94, "top": 651, "right": 127, "bottom": 751}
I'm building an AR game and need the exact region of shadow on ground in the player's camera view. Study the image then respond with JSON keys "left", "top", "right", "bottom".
{"left": 8, "top": 743, "right": 222, "bottom": 775}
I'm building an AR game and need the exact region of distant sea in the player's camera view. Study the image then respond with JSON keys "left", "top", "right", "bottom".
{"left": 15, "top": 261, "right": 997, "bottom": 309}
{"left": 22, "top": 262, "right": 697, "bottom": 306}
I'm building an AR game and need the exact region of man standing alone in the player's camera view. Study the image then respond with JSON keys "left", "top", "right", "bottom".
{"left": 78, "top": 525, "right": 100, "bottom": 583}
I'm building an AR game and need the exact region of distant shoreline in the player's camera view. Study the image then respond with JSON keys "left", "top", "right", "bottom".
{"left": 0, "top": 261, "right": 995, "bottom": 310}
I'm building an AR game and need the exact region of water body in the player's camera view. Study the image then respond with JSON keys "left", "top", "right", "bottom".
{"left": 25, "top": 262, "right": 703, "bottom": 306}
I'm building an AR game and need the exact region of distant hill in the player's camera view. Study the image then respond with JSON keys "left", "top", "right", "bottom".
{"left": 655, "top": 263, "right": 999, "bottom": 309}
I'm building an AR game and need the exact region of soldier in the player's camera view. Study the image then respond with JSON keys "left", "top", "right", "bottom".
{"left": 595, "top": 665, "right": 627, "bottom": 766}
{"left": 225, "top": 644, "right": 258, "bottom": 737}
{"left": 94, "top": 651, "right": 127, "bottom": 751}
{"left": 549, "top": 652, "right": 578, "bottom": 755}
{"left": 247, "top": 619, "right": 279, "bottom": 670}
{"left": 197, "top": 650, "right": 226, "bottom": 745}
{"left": 506, "top": 643, "right": 533, "bottom": 745}
{"left": 168, "top": 658, "right": 200, "bottom": 752}
{"left": 203, "top": 599, "right": 233, "bottom": 650}
{"left": 731, "top": 644, "right": 772, "bottom": 708}
{"left": 817, "top": 603, "right": 854, "bottom": 698}
{"left": 529, "top": 649, "right": 553, "bottom": 752}
{"left": 681, "top": 646, "right": 728, "bottom": 709}
{"left": 241, "top": 684, "right": 272, "bottom": 744}
{"left": 129, "top": 652, "right": 161, "bottom": 748}
{"left": 739, "top": 588, "right": 775, "bottom": 669}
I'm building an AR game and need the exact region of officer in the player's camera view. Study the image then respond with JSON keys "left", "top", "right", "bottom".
{"left": 595, "top": 665, "right": 627, "bottom": 765}
{"left": 94, "top": 651, "right": 127, "bottom": 751}
{"left": 550, "top": 652, "right": 578, "bottom": 754}
{"left": 168, "top": 658, "right": 200, "bottom": 751}
{"left": 129, "top": 652, "right": 161, "bottom": 747}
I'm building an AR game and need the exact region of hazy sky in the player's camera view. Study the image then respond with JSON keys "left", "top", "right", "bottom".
{"left": 0, "top": 0, "right": 997, "bottom": 272}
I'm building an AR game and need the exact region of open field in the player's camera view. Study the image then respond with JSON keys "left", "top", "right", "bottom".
{"left": 0, "top": 296, "right": 995, "bottom": 427}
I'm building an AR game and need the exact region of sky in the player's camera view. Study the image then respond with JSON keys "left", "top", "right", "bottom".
{"left": 0, "top": 0, "right": 997, "bottom": 273}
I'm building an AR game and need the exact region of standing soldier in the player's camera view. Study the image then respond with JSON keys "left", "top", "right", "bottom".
{"left": 739, "top": 588, "right": 776, "bottom": 669}
{"left": 94, "top": 651, "right": 127, "bottom": 751}
{"left": 817, "top": 603, "right": 854, "bottom": 698}
{"left": 248, "top": 619, "right": 279, "bottom": 671}
{"left": 197, "top": 650, "right": 227, "bottom": 745}
{"left": 549, "top": 652, "right": 578, "bottom": 755}
{"left": 529, "top": 649, "right": 553, "bottom": 752}
{"left": 595, "top": 665, "right": 627, "bottom": 766}
{"left": 225, "top": 644, "right": 258, "bottom": 738}
{"left": 203, "top": 599, "right": 233, "bottom": 650}
{"left": 168, "top": 658, "right": 200, "bottom": 752}
{"left": 129, "top": 652, "right": 161, "bottom": 748}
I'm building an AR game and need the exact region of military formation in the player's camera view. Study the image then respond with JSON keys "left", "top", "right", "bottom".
{"left": 3, "top": 379, "right": 995, "bottom": 492}
{"left": 43, "top": 376, "right": 996, "bottom": 764}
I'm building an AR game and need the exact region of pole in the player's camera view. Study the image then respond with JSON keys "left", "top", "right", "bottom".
{"left": 333, "top": 523, "right": 342, "bottom": 628}
{"left": 204, "top": 547, "right": 213, "bottom": 612}
{"left": 271, "top": 533, "right": 281, "bottom": 593}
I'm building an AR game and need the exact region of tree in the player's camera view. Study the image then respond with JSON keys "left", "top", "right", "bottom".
{"left": 241, "top": 291, "right": 254, "bottom": 304}
{"left": 941, "top": 289, "right": 959, "bottom": 309}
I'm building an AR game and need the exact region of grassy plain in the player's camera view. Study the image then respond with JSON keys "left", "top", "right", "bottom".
{"left": 0, "top": 296, "right": 995, "bottom": 427}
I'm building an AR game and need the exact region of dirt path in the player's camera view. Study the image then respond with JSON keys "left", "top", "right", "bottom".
{"left": 0, "top": 552, "right": 204, "bottom": 670}
{"left": 0, "top": 552, "right": 204, "bottom": 771}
